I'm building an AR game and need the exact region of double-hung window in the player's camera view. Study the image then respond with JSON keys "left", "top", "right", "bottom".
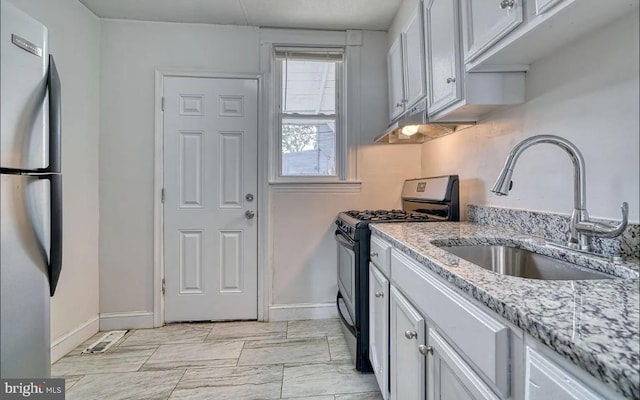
{"left": 275, "top": 48, "right": 344, "bottom": 180}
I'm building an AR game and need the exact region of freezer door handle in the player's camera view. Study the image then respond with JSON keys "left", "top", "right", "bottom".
{"left": 44, "top": 173, "right": 62, "bottom": 296}
{"left": 47, "top": 54, "right": 61, "bottom": 173}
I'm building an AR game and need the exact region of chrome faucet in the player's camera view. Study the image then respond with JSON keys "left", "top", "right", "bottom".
{"left": 491, "top": 135, "right": 628, "bottom": 252}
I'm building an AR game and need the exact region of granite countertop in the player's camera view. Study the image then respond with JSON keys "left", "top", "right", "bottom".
{"left": 370, "top": 221, "right": 640, "bottom": 399}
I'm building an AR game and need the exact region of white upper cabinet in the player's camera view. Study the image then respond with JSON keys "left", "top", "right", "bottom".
{"left": 387, "top": 36, "right": 405, "bottom": 121}
{"left": 462, "top": 0, "right": 637, "bottom": 71}
{"left": 424, "top": 0, "right": 462, "bottom": 115}
{"left": 402, "top": 8, "right": 427, "bottom": 109}
{"left": 460, "top": 0, "right": 524, "bottom": 63}
{"left": 386, "top": 3, "right": 426, "bottom": 122}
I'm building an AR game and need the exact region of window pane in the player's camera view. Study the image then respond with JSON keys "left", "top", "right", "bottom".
{"left": 281, "top": 118, "right": 336, "bottom": 176}
{"left": 282, "top": 59, "right": 336, "bottom": 115}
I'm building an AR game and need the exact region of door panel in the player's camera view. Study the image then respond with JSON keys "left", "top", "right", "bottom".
{"left": 390, "top": 286, "right": 425, "bottom": 400}
{"left": 164, "top": 76, "right": 258, "bottom": 322}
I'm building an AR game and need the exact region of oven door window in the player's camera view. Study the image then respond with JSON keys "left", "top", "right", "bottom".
{"left": 336, "top": 233, "right": 357, "bottom": 320}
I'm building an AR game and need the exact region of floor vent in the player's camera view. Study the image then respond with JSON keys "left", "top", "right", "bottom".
{"left": 82, "top": 330, "right": 127, "bottom": 354}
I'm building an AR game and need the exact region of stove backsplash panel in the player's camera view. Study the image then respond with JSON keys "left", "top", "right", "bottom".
{"left": 468, "top": 205, "right": 639, "bottom": 260}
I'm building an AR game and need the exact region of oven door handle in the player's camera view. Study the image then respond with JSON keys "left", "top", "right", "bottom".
{"left": 335, "top": 230, "right": 355, "bottom": 248}
{"left": 336, "top": 291, "right": 357, "bottom": 336}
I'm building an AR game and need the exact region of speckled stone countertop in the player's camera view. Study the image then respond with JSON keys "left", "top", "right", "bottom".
{"left": 370, "top": 222, "right": 640, "bottom": 399}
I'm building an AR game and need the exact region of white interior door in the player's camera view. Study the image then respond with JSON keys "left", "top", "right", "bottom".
{"left": 163, "top": 76, "right": 258, "bottom": 322}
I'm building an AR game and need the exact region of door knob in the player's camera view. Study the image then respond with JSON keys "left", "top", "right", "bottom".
{"left": 418, "top": 345, "right": 433, "bottom": 356}
{"left": 499, "top": 0, "right": 515, "bottom": 9}
{"left": 375, "top": 291, "right": 384, "bottom": 298}
{"left": 404, "top": 330, "right": 418, "bottom": 340}
{"left": 245, "top": 210, "right": 255, "bottom": 219}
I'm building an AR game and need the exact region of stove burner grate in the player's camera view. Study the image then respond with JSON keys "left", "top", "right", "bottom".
{"left": 344, "top": 209, "right": 432, "bottom": 222}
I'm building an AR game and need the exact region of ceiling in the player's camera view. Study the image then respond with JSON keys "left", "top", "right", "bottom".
{"left": 78, "top": 0, "right": 403, "bottom": 31}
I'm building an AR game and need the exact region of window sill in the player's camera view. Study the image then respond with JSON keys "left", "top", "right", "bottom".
{"left": 268, "top": 181, "right": 362, "bottom": 193}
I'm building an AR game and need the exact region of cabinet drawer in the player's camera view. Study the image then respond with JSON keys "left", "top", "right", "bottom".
{"left": 370, "top": 235, "right": 392, "bottom": 276}
{"left": 391, "top": 249, "right": 510, "bottom": 397}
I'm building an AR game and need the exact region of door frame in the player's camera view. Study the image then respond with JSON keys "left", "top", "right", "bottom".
{"left": 153, "top": 69, "right": 268, "bottom": 326}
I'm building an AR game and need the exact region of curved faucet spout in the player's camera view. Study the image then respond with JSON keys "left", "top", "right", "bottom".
{"left": 490, "top": 135, "right": 627, "bottom": 253}
{"left": 491, "top": 135, "right": 587, "bottom": 212}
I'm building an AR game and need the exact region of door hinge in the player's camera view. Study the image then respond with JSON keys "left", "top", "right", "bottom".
{"left": 161, "top": 97, "right": 165, "bottom": 111}
{"left": 161, "top": 188, "right": 165, "bottom": 203}
{"left": 162, "top": 278, "right": 166, "bottom": 295}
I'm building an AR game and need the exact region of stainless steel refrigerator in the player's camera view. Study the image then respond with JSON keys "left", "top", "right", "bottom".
{"left": 1, "top": 0, "right": 63, "bottom": 378}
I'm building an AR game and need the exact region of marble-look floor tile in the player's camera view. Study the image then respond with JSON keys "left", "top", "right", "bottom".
{"left": 336, "top": 393, "right": 384, "bottom": 400}
{"left": 142, "top": 341, "right": 243, "bottom": 370}
{"left": 238, "top": 337, "right": 330, "bottom": 366}
{"left": 52, "top": 346, "right": 157, "bottom": 376}
{"left": 120, "top": 323, "right": 213, "bottom": 347}
{"left": 328, "top": 335, "right": 352, "bottom": 361}
{"left": 206, "top": 321, "right": 287, "bottom": 341}
{"left": 66, "top": 370, "right": 184, "bottom": 400}
{"left": 169, "top": 365, "right": 283, "bottom": 400}
{"left": 282, "top": 361, "right": 379, "bottom": 398}
{"left": 281, "top": 396, "right": 334, "bottom": 400}
{"left": 57, "top": 375, "right": 83, "bottom": 391}
{"left": 287, "top": 319, "right": 343, "bottom": 338}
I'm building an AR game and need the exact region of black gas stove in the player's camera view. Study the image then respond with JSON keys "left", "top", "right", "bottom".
{"left": 334, "top": 175, "right": 459, "bottom": 372}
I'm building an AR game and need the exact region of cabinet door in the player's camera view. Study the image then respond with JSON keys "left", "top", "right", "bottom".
{"left": 387, "top": 36, "right": 405, "bottom": 121}
{"left": 369, "top": 264, "right": 390, "bottom": 400}
{"left": 425, "top": 0, "right": 462, "bottom": 115}
{"left": 390, "top": 286, "right": 425, "bottom": 400}
{"left": 402, "top": 6, "right": 426, "bottom": 108}
{"left": 525, "top": 347, "right": 603, "bottom": 400}
{"left": 427, "top": 328, "right": 500, "bottom": 400}
{"left": 460, "top": 0, "right": 523, "bottom": 62}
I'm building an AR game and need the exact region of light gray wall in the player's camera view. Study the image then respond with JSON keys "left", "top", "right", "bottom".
{"left": 9, "top": 0, "right": 101, "bottom": 355}
{"left": 269, "top": 30, "right": 422, "bottom": 310}
{"left": 420, "top": 11, "right": 640, "bottom": 223}
{"left": 98, "top": 19, "right": 260, "bottom": 316}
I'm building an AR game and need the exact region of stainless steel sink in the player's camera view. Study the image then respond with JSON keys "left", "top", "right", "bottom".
{"left": 440, "top": 245, "right": 615, "bottom": 280}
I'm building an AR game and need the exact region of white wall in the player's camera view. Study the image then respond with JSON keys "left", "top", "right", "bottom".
{"left": 420, "top": 11, "right": 639, "bottom": 223}
{"left": 98, "top": 20, "right": 259, "bottom": 320}
{"left": 269, "top": 31, "right": 422, "bottom": 316}
{"left": 9, "top": 0, "right": 101, "bottom": 360}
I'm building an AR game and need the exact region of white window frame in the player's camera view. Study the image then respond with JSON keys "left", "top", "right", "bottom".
{"left": 275, "top": 48, "right": 344, "bottom": 180}
{"left": 261, "top": 29, "right": 362, "bottom": 186}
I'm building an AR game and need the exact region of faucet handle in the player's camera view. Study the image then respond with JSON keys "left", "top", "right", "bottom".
{"left": 575, "top": 202, "right": 628, "bottom": 239}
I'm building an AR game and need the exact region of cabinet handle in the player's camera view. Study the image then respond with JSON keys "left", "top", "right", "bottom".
{"left": 375, "top": 291, "right": 384, "bottom": 298}
{"left": 446, "top": 77, "right": 456, "bottom": 83}
{"left": 404, "top": 330, "right": 418, "bottom": 340}
{"left": 499, "top": 0, "right": 515, "bottom": 9}
{"left": 418, "top": 344, "right": 433, "bottom": 356}
{"left": 396, "top": 102, "right": 403, "bottom": 108}
{"left": 370, "top": 251, "right": 378, "bottom": 258}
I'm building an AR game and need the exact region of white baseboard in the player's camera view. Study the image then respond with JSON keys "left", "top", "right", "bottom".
{"left": 50, "top": 316, "right": 99, "bottom": 363}
{"left": 268, "top": 302, "right": 338, "bottom": 321}
{"left": 99, "top": 311, "right": 155, "bottom": 331}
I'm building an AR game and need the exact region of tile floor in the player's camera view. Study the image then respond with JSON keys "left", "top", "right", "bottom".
{"left": 53, "top": 319, "right": 383, "bottom": 400}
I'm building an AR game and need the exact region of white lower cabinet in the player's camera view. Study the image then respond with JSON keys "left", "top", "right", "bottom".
{"left": 428, "top": 328, "right": 500, "bottom": 400}
{"left": 390, "top": 286, "right": 425, "bottom": 400}
{"left": 371, "top": 245, "right": 625, "bottom": 400}
{"left": 369, "top": 264, "right": 390, "bottom": 400}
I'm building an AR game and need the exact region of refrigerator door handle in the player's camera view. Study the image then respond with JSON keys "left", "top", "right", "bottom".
{"left": 47, "top": 54, "right": 61, "bottom": 173}
{"left": 42, "top": 173, "right": 62, "bottom": 296}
